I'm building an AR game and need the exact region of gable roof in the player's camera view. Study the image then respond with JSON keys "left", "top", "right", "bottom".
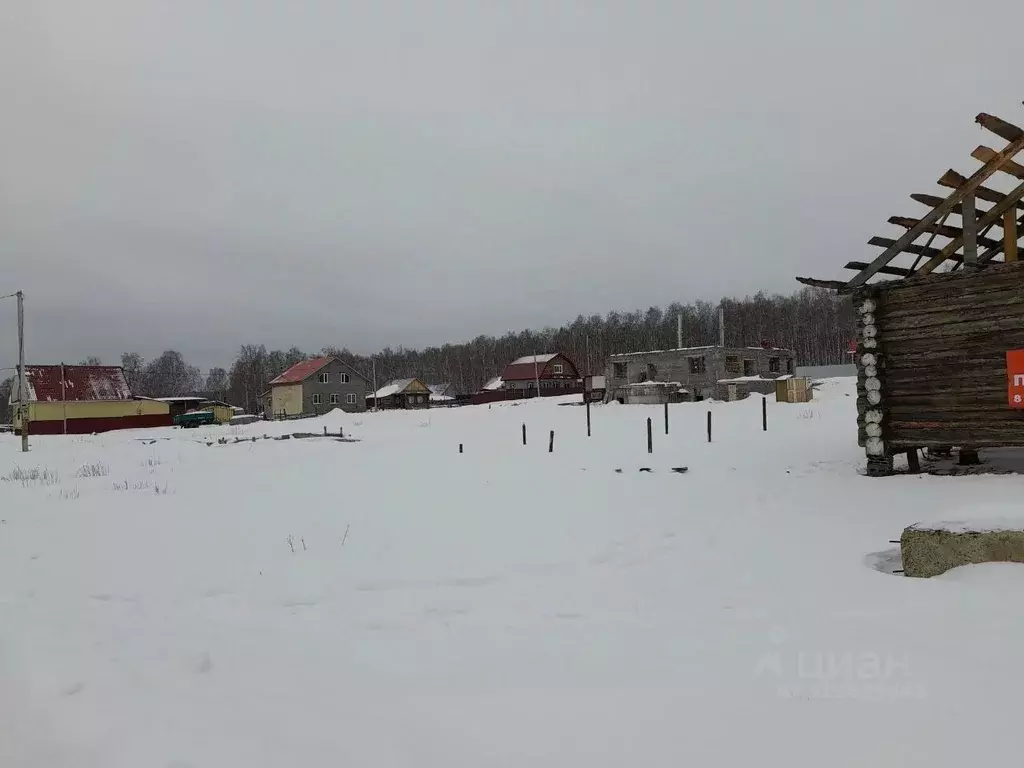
{"left": 369, "top": 378, "right": 429, "bottom": 399}
{"left": 13, "top": 365, "right": 133, "bottom": 403}
{"left": 501, "top": 352, "right": 578, "bottom": 382}
{"left": 796, "top": 110, "right": 1024, "bottom": 292}
{"left": 269, "top": 356, "right": 369, "bottom": 386}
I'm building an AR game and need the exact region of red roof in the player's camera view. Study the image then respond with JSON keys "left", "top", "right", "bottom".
{"left": 501, "top": 353, "right": 579, "bottom": 382}
{"left": 269, "top": 357, "right": 335, "bottom": 385}
{"left": 20, "top": 365, "right": 133, "bottom": 402}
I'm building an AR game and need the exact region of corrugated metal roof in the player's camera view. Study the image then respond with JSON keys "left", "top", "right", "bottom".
{"left": 15, "top": 365, "right": 133, "bottom": 402}
{"left": 268, "top": 357, "right": 333, "bottom": 385}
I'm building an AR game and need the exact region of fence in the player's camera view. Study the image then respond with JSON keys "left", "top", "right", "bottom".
{"left": 470, "top": 385, "right": 584, "bottom": 406}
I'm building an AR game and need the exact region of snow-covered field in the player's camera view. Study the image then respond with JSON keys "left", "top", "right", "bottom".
{"left": 3, "top": 378, "right": 1024, "bottom": 766}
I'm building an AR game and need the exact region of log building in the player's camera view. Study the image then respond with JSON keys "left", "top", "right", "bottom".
{"left": 797, "top": 111, "right": 1024, "bottom": 476}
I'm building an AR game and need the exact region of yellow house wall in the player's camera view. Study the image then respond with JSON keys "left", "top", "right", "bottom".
{"left": 271, "top": 384, "right": 303, "bottom": 416}
{"left": 14, "top": 399, "right": 170, "bottom": 427}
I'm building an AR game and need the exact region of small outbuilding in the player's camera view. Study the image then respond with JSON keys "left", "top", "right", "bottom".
{"left": 10, "top": 364, "right": 172, "bottom": 434}
{"left": 368, "top": 378, "right": 432, "bottom": 409}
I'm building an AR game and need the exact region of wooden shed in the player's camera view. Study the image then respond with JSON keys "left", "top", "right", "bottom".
{"left": 775, "top": 376, "right": 812, "bottom": 403}
{"left": 797, "top": 110, "right": 1024, "bottom": 476}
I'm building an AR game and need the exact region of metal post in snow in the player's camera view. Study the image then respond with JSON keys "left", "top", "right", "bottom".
{"left": 17, "top": 291, "right": 27, "bottom": 452}
{"left": 522, "top": 423, "right": 527, "bottom": 445}
{"left": 707, "top": 411, "right": 712, "bottom": 443}
{"left": 664, "top": 401, "right": 669, "bottom": 435}
{"left": 548, "top": 430, "right": 554, "bottom": 453}
{"left": 647, "top": 417, "right": 653, "bottom": 454}
{"left": 762, "top": 396, "right": 767, "bottom": 432}
{"left": 586, "top": 398, "right": 591, "bottom": 437}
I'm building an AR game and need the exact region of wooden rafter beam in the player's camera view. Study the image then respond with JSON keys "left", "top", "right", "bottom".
{"left": 846, "top": 116, "right": 1024, "bottom": 288}
{"left": 977, "top": 113, "right": 1024, "bottom": 143}
{"left": 844, "top": 261, "right": 912, "bottom": 277}
{"left": 867, "top": 236, "right": 949, "bottom": 260}
{"left": 887, "top": 216, "right": 1000, "bottom": 247}
{"left": 936, "top": 170, "right": 1023, "bottom": 207}
{"left": 918, "top": 186, "right": 1024, "bottom": 274}
{"left": 915, "top": 190, "right": 1024, "bottom": 212}
{"left": 796, "top": 276, "right": 846, "bottom": 290}
{"left": 971, "top": 146, "right": 1024, "bottom": 179}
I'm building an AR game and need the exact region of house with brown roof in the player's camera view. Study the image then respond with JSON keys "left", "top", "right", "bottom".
{"left": 267, "top": 356, "right": 369, "bottom": 417}
{"left": 499, "top": 353, "right": 581, "bottom": 394}
{"left": 367, "top": 378, "right": 431, "bottom": 409}
{"left": 9, "top": 364, "right": 173, "bottom": 434}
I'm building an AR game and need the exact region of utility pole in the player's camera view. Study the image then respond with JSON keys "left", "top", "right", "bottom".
{"left": 372, "top": 357, "right": 378, "bottom": 411}
{"left": 17, "top": 290, "right": 27, "bottom": 452}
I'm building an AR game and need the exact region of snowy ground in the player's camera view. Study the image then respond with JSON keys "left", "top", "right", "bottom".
{"left": 3, "top": 378, "right": 1024, "bottom": 766}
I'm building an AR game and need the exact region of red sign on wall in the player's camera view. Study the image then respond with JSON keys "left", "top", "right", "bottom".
{"left": 1007, "top": 350, "right": 1024, "bottom": 408}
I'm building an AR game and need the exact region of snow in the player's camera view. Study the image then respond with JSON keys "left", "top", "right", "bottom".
{"left": 508, "top": 354, "right": 557, "bottom": 365}
{"left": 909, "top": 515, "right": 1024, "bottom": 534}
{"left": 6, "top": 378, "right": 1024, "bottom": 765}
{"left": 482, "top": 376, "right": 503, "bottom": 390}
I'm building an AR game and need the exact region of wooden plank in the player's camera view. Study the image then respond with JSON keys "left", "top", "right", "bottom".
{"left": 979, "top": 212, "right": 1024, "bottom": 265}
{"left": 867, "top": 236, "right": 948, "bottom": 260}
{"left": 962, "top": 193, "right": 977, "bottom": 263}
{"left": 1006, "top": 210, "right": 1019, "bottom": 263}
{"left": 971, "top": 146, "right": 1024, "bottom": 179}
{"left": 977, "top": 113, "right": 1024, "bottom": 143}
{"left": 888, "top": 216, "right": 999, "bottom": 247}
{"left": 795, "top": 276, "right": 846, "bottom": 290}
{"left": 844, "top": 261, "right": 911, "bottom": 276}
{"left": 847, "top": 123, "right": 1024, "bottom": 288}
{"left": 936, "top": 170, "right": 1024, "bottom": 208}
{"left": 917, "top": 182, "right": 1024, "bottom": 274}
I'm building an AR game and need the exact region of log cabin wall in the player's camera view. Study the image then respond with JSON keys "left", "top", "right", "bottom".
{"left": 855, "top": 261, "right": 1024, "bottom": 467}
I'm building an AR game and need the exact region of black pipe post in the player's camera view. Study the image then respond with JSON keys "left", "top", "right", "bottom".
{"left": 762, "top": 396, "right": 767, "bottom": 432}
{"left": 459, "top": 443, "right": 463, "bottom": 454}
{"left": 647, "top": 417, "right": 653, "bottom": 454}
{"left": 586, "top": 399, "right": 591, "bottom": 437}
{"left": 522, "top": 423, "right": 527, "bottom": 446}
{"left": 548, "top": 430, "right": 554, "bottom": 453}
{"left": 707, "top": 411, "right": 712, "bottom": 443}
{"left": 664, "top": 402, "right": 669, "bottom": 435}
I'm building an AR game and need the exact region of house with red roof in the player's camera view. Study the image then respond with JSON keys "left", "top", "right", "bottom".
{"left": 10, "top": 364, "right": 173, "bottom": 434}
{"left": 471, "top": 353, "right": 583, "bottom": 404}
{"left": 267, "top": 356, "right": 369, "bottom": 417}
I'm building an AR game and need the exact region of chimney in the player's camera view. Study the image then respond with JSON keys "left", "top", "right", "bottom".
{"left": 677, "top": 313, "right": 682, "bottom": 349}
{"left": 718, "top": 305, "right": 725, "bottom": 347}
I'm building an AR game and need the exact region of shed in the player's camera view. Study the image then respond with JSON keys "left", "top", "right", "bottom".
{"left": 10, "top": 364, "right": 172, "bottom": 434}
{"left": 796, "top": 109, "right": 1024, "bottom": 475}
{"left": 775, "top": 376, "right": 813, "bottom": 403}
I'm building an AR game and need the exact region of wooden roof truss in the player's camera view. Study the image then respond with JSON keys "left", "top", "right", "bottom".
{"left": 797, "top": 112, "right": 1024, "bottom": 292}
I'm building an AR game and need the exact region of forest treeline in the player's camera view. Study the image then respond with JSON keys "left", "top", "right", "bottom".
{"left": 2, "top": 287, "right": 854, "bottom": 417}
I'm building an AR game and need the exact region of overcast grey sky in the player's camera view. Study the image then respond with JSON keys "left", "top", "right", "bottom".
{"left": 1, "top": 0, "right": 1021, "bottom": 371}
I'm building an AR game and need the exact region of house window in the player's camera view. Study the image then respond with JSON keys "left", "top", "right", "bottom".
{"left": 552, "top": 363, "right": 564, "bottom": 374}
{"left": 725, "top": 356, "right": 740, "bottom": 375}
{"left": 329, "top": 393, "right": 339, "bottom": 405}
{"left": 743, "top": 359, "right": 755, "bottom": 376}
{"left": 340, "top": 373, "right": 350, "bottom": 383}
{"left": 688, "top": 356, "right": 706, "bottom": 375}
{"left": 769, "top": 357, "right": 781, "bottom": 373}
{"left": 613, "top": 362, "right": 627, "bottom": 379}
{"left": 312, "top": 393, "right": 323, "bottom": 405}
{"left": 345, "top": 393, "right": 357, "bottom": 405}
{"left": 318, "top": 372, "right": 330, "bottom": 384}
